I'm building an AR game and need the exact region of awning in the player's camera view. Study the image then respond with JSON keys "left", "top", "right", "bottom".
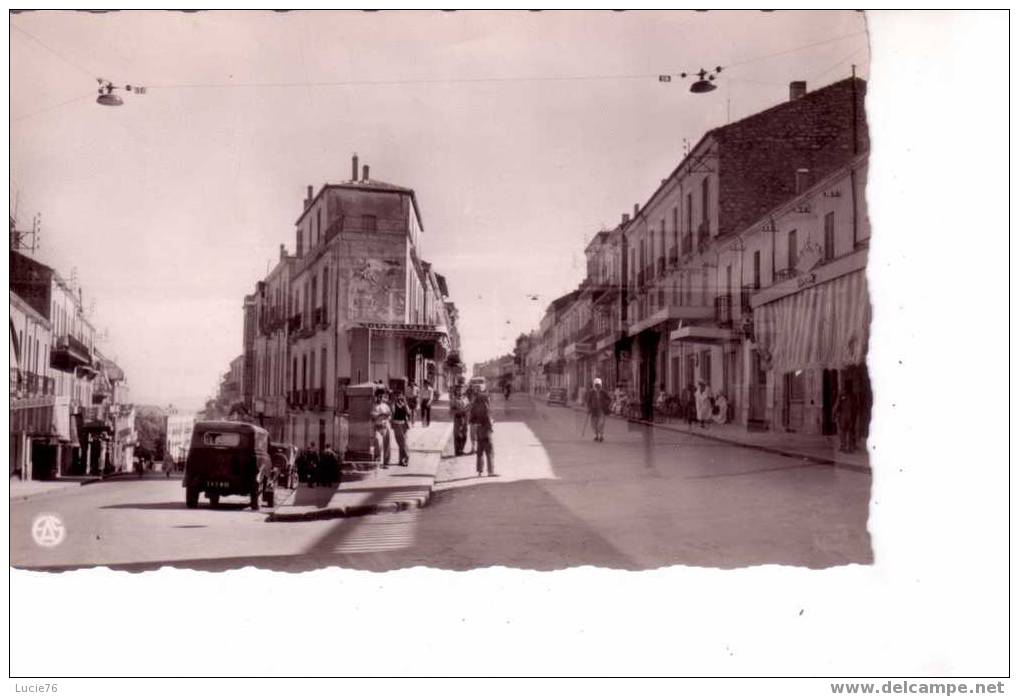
{"left": 354, "top": 322, "right": 450, "bottom": 350}
{"left": 670, "top": 325, "right": 734, "bottom": 344}
{"left": 752, "top": 268, "right": 870, "bottom": 373}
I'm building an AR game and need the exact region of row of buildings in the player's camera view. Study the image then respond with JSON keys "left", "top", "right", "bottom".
{"left": 9, "top": 224, "right": 137, "bottom": 479}
{"left": 509, "top": 77, "right": 871, "bottom": 437}
{"left": 233, "top": 156, "right": 461, "bottom": 450}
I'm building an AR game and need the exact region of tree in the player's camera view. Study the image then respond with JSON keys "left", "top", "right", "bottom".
{"left": 134, "top": 405, "right": 167, "bottom": 460}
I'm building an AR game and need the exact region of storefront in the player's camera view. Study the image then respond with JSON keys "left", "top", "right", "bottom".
{"left": 751, "top": 266, "right": 871, "bottom": 435}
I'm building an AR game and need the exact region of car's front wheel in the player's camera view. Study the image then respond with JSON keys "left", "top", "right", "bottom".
{"left": 209, "top": 492, "right": 220, "bottom": 508}
{"left": 185, "top": 486, "right": 199, "bottom": 509}
{"left": 250, "top": 480, "right": 260, "bottom": 510}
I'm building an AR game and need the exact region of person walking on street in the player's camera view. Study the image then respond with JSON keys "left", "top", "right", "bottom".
{"left": 371, "top": 389, "right": 393, "bottom": 468}
{"left": 419, "top": 379, "right": 434, "bottom": 427}
{"left": 391, "top": 394, "right": 412, "bottom": 466}
{"left": 833, "top": 388, "right": 859, "bottom": 453}
{"left": 450, "top": 384, "right": 471, "bottom": 456}
{"left": 318, "top": 444, "right": 339, "bottom": 487}
{"left": 304, "top": 443, "right": 320, "bottom": 487}
{"left": 585, "top": 377, "right": 612, "bottom": 442}
{"left": 404, "top": 379, "right": 418, "bottom": 426}
{"left": 470, "top": 390, "right": 496, "bottom": 476}
{"left": 695, "top": 380, "right": 713, "bottom": 429}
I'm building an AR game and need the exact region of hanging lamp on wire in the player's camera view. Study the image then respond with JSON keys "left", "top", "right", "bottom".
{"left": 96, "top": 78, "right": 147, "bottom": 107}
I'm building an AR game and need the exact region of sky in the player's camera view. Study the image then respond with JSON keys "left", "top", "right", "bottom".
{"left": 9, "top": 10, "right": 869, "bottom": 409}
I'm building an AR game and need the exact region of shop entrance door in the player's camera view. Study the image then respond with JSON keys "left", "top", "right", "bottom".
{"left": 821, "top": 368, "right": 839, "bottom": 435}
{"left": 749, "top": 350, "right": 767, "bottom": 424}
{"left": 783, "top": 370, "right": 805, "bottom": 432}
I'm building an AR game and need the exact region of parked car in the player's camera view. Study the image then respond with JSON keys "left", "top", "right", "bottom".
{"left": 184, "top": 421, "right": 275, "bottom": 510}
{"left": 269, "top": 442, "right": 298, "bottom": 489}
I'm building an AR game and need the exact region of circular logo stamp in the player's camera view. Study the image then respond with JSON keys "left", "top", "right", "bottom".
{"left": 31, "top": 513, "right": 66, "bottom": 548}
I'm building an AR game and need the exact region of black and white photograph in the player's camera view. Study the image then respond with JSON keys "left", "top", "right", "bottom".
{"left": 7, "top": 8, "right": 1010, "bottom": 686}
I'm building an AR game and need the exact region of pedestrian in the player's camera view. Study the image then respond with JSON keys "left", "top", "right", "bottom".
{"left": 404, "top": 379, "right": 418, "bottom": 426}
{"left": 391, "top": 394, "right": 412, "bottom": 466}
{"left": 713, "top": 391, "right": 730, "bottom": 425}
{"left": 833, "top": 388, "right": 859, "bottom": 453}
{"left": 469, "top": 390, "right": 495, "bottom": 476}
{"left": 585, "top": 377, "right": 612, "bottom": 442}
{"left": 695, "top": 380, "right": 713, "bottom": 429}
{"left": 304, "top": 442, "right": 320, "bottom": 487}
{"left": 450, "top": 384, "right": 471, "bottom": 456}
{"left": 371, "top": 389, "right": 393, "bottom": 468}
{"left": 319, "top": 444, "right": 339, "bottom": 486}
{"left": 419, "top": 379, "right": 434, "bottom": 427}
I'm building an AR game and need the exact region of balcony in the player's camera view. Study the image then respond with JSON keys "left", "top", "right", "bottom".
{"left": 681, "top": 234, "right": 693, "bottom": 256}
{"left": 287, "top": 313, "right": 302, "bottom": 333}
{"left": 10, "top": 369, "right": 56, "bottom": 398}
{"left": 669, "top": 247, "right": 679, "bottom": 267}
{"left": 50, "top": 333, "right": 92, "bottom": 372}
{"left": 774, "top": 268, "right": 798, "bottom": 283}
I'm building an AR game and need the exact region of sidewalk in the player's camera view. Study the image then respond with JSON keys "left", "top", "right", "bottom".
{"left": 268, "top": 414, "right": 453, "bottom": 522}
{"left": 9, "top": 478, "right": 82, "bottom": 501}
{"left": 561, "top": 399, "right": 871, "bottom": 472}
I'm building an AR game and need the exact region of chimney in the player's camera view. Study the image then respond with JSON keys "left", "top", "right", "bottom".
{"left": 304, "top": 185, "right": 313, "bottom": 210}
{"left": 622, "top": 213, "right": 630, "bottom": 225}
{"left": 795, "top": 168, "right": 811, "bottom": 194}
{"left": 362, "top": 164, "right": 369, "bottom": 182}
{"left": 789, "top": 80, "right": 807, "bottom": 101}
{"left": 633, "top": 203, "right": 639, "bottom": 218}
{"left": 352, "top": 153, "right": 359, "bottom": 182}
{"left": 279, "top": 244, "right": 286, "bottom": 261}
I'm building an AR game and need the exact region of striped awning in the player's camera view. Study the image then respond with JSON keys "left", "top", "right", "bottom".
{"left": 753, "top": 269, "right": 870, "bottom": 373}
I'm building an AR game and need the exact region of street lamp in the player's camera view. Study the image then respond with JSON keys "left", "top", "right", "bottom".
{"left": 96, "top": 78, "right": 146, "bottom": 107}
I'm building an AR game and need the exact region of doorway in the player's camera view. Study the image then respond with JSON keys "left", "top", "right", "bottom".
{"left": 821, "top": 368, "right": 839, "bottom": 435}
{"left": 783, "top": 370, "right": 805, "bottom": 432}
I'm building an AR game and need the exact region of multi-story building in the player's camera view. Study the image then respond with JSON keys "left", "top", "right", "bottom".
{"left": 10, "top": 247, "right": 101, "bottom": 478}
{"left": 84, "top": 349, "right": 136, "bottom": 473}
{"left": 165, "top": 409, "right": 197, "bottom": 468}
{"left": 585, "top": 220, "right": 629, "bottom": 393}
{"left": 623, "top": 77, "right": 868, "bottom": 419}
{"left": 732, "top": 154, "right": 871, "bottom": 435}
{"left": 247, "top": 156, "right": 459, "bottom": 451}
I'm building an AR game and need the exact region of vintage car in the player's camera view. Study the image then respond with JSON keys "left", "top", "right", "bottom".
{"left": 183, "top": 421, "right": 275, "bottom": 510}
{"left": 269, "top": 442, "right": 298, "bottom": 489}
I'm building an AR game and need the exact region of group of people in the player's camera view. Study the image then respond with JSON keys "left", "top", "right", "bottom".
{"left": 669, "top": 382, "right": 729, "bottom": 428}
{"left": 450, "top": 380, "right": 496, "bottom": 477}
{"left": 296, "top": 443, "right": 341, "bottom": 488}
{"left": 367, "top": 377, "right": 439, "bottom": 468}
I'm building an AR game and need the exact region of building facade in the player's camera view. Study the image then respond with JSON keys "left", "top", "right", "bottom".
{"left": 244, "top": 156, "right": 459, "bottom": 451}
{"left": 10, "top": 247, "right": 107, "bottom": 478}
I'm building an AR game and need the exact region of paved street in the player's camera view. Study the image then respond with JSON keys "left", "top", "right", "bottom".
{"left": 10, "top": 394, "right": 871, "bottom": 571}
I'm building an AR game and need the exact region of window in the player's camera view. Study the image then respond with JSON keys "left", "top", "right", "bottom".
{"left": 753, "top": 250, "right": 761, "bottom": 289}
{"left": 700, "top": 350, "right": 712, "bottom": 384}
{"left": 686, "top": 193, "right": 692, "bottom": 233}
{"left": 701, "top": 178, "right": 709, "bottom": 226}
{"left": 321, "top": 267, "right": 328, "bottom": 319}
{"left": 788, "top": 229, "right": 798, "bottom": 270}
{"left": 824, "top": 212, "right": 835, "bottom": 261}
{"left": 726, "top": 265, "right": 732, "bottom": 296}
{"left": 202, "top": 431, "right": 242, "bottom": 447}
{"left": 321, "top": 348, "right": 327, "bottom": 390}
{"left": 362, "top": 215, "right": 377, "bottom": 233}
{"left": 672, "top": 207, "right": 679, "bottom": 250}
{"left": 316, "top": 209, "right": 322, "bottom": 244}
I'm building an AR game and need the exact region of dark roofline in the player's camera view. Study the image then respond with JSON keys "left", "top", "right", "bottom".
{"left": 627, "top": 76, "right": 867, "bottom": 228}
{"left": 294, "top": 181, "right": 425, "bottom": 231}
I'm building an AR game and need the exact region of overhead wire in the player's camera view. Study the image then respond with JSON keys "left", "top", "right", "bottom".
{"left": 10, "top": 22, "right": 102, "bottom": 80}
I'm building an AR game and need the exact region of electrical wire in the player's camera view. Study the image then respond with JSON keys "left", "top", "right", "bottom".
{"left": 724, "top": 30, "right": 868, "bottom": 70}
{"left": 12, "top": 92, "right": 95, "bottom": 123}
{"left": 10, "top": 22, "right": 101, "bottom": 80}
{"left": 809, "top": 45, "right": 869, "bottom": 82}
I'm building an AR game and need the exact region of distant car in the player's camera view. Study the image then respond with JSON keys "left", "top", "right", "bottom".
{"left": 184, "top": 421, "right": 275, "bottom": 510}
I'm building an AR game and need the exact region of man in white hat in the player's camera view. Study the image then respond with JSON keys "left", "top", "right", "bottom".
{"left": 585, "top": 377, "right": 612, "bottom": 442}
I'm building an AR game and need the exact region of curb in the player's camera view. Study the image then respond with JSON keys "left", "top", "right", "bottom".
{"left": 267, "top": 423, "right": 454, "bottom": 523}
{"left": 563, "top": 402, "right": 871, "bottom": 473}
